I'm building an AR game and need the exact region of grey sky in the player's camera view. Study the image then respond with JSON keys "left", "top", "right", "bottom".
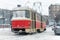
{"left": 0, "top": 0, "right": 60, "bottom": 15}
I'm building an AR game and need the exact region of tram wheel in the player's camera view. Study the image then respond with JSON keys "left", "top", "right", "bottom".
{"left": 44, "top": 28, "right": 46, "bottom": 31}
{"left": 37, "top": 29, "right": 41, "bottom": 33}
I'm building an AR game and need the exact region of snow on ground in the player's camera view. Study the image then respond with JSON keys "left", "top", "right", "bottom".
{"left": 0, "top": 27, "right": 60, "bottom": 40}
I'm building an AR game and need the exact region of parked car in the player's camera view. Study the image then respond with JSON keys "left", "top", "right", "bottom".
{"left": 53, "top": 24, "right": 60, "bottom": 35}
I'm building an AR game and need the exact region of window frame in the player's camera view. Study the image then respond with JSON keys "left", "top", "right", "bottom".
{"left": 12, "top": 10, "right": 31, "bottom": 18}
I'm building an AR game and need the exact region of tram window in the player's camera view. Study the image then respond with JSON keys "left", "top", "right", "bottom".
{"left": 13, "top": 10, "right": 30, "bottom": 18}
{"left": 13, "top": 11, "right": 25, "bottom": 17}
{"left": 37, "top": 14, "right": 41, "bottom": 21}
{"left": 25, "top": 10, "right": 30, "bottom": 18}
{"left": 42, "top": 17, "right": 44, "bottom": 21}
{"left": 42, "top": 17, "right": 45, "bottom": 22}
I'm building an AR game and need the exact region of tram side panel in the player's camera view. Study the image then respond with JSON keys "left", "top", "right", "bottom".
{"left": 36, "top": 13, "right": 41, "bottom": 30}
{"left": 41, "top": 16, "right": 46, "bottom": 31}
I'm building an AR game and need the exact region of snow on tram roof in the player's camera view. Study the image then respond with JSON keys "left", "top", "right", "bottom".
{"left": 12, "top": 7, "right": 39, "bottom": 14}
{"left": 13, "top": 7, "right": 33, "bottom": 11}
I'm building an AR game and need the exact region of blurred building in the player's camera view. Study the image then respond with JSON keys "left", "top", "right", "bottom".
{"left": 49, "top": 4, "right": 60, "bottom": 25}
{"left": 0, "top": 9, "right": 12, "bottom": 24}
{"left": 49, "top": 4, "right": 60, "bottom": 19}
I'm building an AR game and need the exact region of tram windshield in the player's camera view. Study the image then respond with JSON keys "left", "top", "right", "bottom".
{"left": 13, "top": 10, "right": 30, "bottom": 18}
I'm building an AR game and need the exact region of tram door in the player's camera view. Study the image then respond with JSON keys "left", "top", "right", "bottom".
{"left": 31, "top": 11, "right": 36, "bottom": 32}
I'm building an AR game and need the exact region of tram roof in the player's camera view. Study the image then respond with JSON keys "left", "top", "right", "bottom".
{"left": 13, "top": 7, "right": 34, "bottom": 11}
{"left": 12, "top": 7, "right": 41, "bottom": 14}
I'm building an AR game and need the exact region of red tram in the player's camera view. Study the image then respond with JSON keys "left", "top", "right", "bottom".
{"left": 11, "top": 7, "right": 46, "bottom": 34}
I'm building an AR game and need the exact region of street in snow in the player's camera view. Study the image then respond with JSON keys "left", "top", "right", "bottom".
{"left": 0, "top": 27, "right": 60, "bottom": 40}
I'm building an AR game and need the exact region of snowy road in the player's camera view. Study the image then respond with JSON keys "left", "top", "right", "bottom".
{"left": 0, "top": 27, "right": 60, "bottom": 40}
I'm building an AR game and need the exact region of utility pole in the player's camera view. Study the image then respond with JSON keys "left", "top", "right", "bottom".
{"left": 33, "top": 2, "right": 42, "bottom": 14}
